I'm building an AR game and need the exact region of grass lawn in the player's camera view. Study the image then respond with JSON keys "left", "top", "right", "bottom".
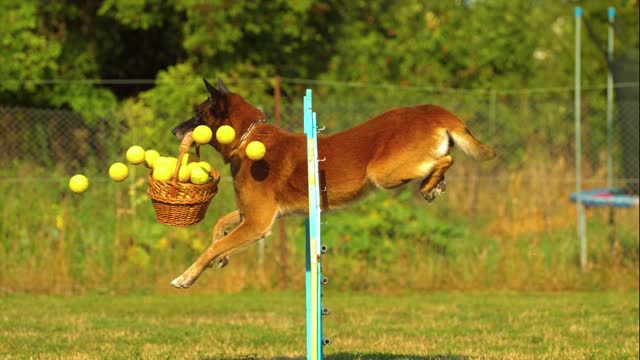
{"left": 0, "top": 291, "right": 637, "bottom": 359}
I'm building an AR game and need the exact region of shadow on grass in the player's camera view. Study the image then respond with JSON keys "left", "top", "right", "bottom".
{"left": 202, "top": 353, "right": 468, "bottom": 360}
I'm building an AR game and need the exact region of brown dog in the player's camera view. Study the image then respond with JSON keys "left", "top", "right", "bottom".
{"left": 169, "top": 78, "right": 495, "bottom": 288}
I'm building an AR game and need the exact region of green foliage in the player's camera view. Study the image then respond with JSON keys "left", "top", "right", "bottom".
{"left": 98, "top": 0, "right": 169, "bottom": 29}
{"left": 320, "top": 189, "right": 469, "bottom": 267}
{"left": 2, "top": 0, "right": 638, "bottom": 130}
{"left": 52, "top": 84, "right": 119, "bottom": 126}
{"left": 175, "top": 0, "right": 328, "bottom": 76}
{"left": 0, "top": 1, "right": 61, "bottom": 91}
{"left": 318, "top": 1, "right": 604, "bottom": 89}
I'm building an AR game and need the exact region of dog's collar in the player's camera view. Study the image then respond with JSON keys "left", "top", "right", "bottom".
{"left": 237, "top": 118, "right": 265, "bottom": 145}
{"left": 230, "top": 118, "right": 266, "bottom": 155}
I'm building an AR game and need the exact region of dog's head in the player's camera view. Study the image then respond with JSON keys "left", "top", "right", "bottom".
{"left": 172, "top": 78, "right": 263, "bottom": 146}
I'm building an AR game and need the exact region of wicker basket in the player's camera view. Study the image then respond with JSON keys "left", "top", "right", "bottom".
{"left": 147, "top": 146, "right": 220, "bottom": 227}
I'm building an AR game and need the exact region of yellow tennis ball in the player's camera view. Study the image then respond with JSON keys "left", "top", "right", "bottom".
{"left": 190, "top": 166, "right": 209, "bottom": 185}
{"left": 187, "top": 162, "right": 201, "bottom": 171}
{"left": 246, "top": 141, "right": 266, "bottom": 161}
{"left": 167, "top": 157, "right": 178, "bottom": 166}
{"left": 109, "top": 162, "right": 129, "bottom": 182}
{"left": 216, "top": 125, "right": 236, "bottom": 144}
{"left": 198, "top": 161, "right": 212, "bottom": 173}
{"left": 144, "top": 149, "right": 160, "bottom": 168}
{"left": 193, "top": 125, "right": 213, "bottom": 144}
{"left": 181, "top": 152, "right": 199, "bottom": 165}
{"left": 177, "top": 165, "right": 191, "bottom": 182}
{"left": 157, "top": 157, "right": 178, "bottom": 171}
{"left": 68, "top": 174, "right": 89, "bottom": 193}
{"left": 154, "top": 156, "right": 169, "bottom": 168}
{"left": 152, "top": 164, "right": 173, "bottom": 181}
{"left": 126, "top": 145, "right": 145, "bottom": 165}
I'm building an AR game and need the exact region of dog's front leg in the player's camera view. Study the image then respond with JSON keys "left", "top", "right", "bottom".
{"left": 171, "top": 210, "right": 276, "bottom": 289}
{"left": 212, "top": 210, "right": 242, "bottom": 242}
{"left": 208, "top": 210, "right": 243, "bottom": 269}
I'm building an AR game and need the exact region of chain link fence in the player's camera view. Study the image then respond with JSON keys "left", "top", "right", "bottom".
{"left": 0, "top": 106, "right": 117, "bottom": 174}
{"left": 1, "top": 81, "right": 638, "bottom": 221}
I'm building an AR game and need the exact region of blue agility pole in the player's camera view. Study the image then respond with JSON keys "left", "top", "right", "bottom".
{"left": 304, "top": 89, "right": 327, "bottom": 360}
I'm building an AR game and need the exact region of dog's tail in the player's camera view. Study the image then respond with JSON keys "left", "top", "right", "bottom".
{"left": 449, "top": 127, "right": 496, "bottom": 161}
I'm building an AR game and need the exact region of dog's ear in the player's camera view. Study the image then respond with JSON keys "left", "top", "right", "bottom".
{"left": 203, "top": 78, "right": 218, "bottom": 107}
{"left": 203, "top": 78, "right": 229, "bottom": 119}
{"left": 217, "top": 78, "right": 230, "bottom": 94}
{"left": 204, "top": 78, "right": 230, "bottom": 113}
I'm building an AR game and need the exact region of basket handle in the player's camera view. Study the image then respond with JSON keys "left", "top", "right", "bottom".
{"left": 172, "top": 132, "right": 213, "bottom": 183}
{"left": 173, "top": 131, "right": 194, "bottom": 182}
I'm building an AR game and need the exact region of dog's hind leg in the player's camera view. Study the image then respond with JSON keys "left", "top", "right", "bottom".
{"left": 208, "top": 210, "right": 242, "bottom": 269}
{"left": 368, "top": 158, "right": 431, "bottom": 190}
{"left": 420, "top": 155, "right": 453, "bottom": 202}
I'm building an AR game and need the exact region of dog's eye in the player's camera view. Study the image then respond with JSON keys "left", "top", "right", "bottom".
{"left": 193, "top": 106, "right": 204, "bottom": 120}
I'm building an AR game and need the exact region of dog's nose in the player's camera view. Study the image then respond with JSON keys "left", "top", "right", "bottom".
{"left": 172, "top": 126, "right": 186, "bottom": 140}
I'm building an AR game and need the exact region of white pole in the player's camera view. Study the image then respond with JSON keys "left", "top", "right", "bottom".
{"left": 575, "top": 7, "right": 587, "bottom": 272}
{"left": 607, "top": 7, "right": 615, "bottom": 189}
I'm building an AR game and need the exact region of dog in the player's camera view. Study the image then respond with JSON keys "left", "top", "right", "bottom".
{"left": 169, "top": 78, "right": 495, "bottom": 288}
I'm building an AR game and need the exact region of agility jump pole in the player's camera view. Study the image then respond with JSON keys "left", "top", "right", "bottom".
{"left": 304, "top": 89, "right": 329, "bottom": 360}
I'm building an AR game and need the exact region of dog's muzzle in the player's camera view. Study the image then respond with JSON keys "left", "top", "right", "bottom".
{"left": 172, "top": 117, "right": 202, "bottom": 140}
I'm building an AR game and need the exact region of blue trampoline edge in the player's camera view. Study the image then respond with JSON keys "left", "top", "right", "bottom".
{"left": 570, "top": 188, "right": 639, "bottom": 208}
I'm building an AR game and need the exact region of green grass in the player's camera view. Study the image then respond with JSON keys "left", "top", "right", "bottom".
{"left": 1, "top": 291, "right": 637, "bottom": 359}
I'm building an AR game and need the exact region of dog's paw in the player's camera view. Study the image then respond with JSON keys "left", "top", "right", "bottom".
{"left": 422, "top": 180, "right": 446, "bottom": 202}
{"left": 206, "top": 256, "right": 230, "bottom": 269}
{"left": 171, "top": 274, "right": 195, "bottom": 289}
{"left": 217, "top": 256, "right": 229, "bottom": 269}
{"left": 435, "top": 179, "right": 447, "bottom": 195}
{"left": 423, "top": 191, "right": 436, "bottom": 202}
